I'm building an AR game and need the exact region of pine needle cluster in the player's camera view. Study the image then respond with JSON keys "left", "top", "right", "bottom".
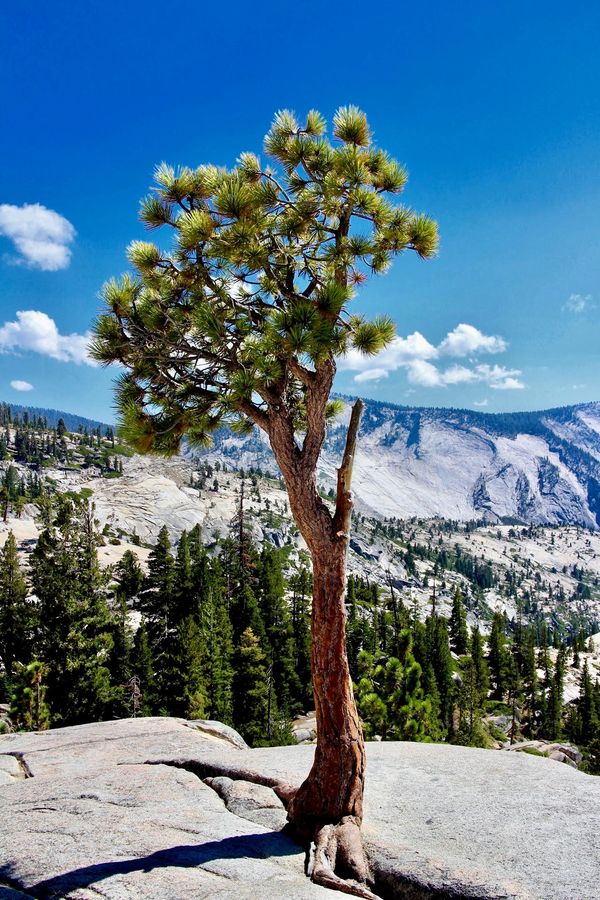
{"left": 91, "top": 106, "right": 437, "bottom": 452}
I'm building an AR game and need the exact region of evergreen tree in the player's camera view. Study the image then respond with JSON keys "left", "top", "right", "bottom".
{"left": 232, "top": 627, "right": 269, "bottom": 746}
{"left": 166, "top": 615, "right": 207, "bottom": 718}
{"left": 10, "top": 661, "right": 50, "bottom": 731}
{"left": 201, "top": 560, "right": 234, "bottom": 724}
{"left": 424, "top": 615, "right": 454, "bottom": 728}
{"left": 115, "top": 550, "right": 144, "bottom": 600}
{"left": 455, "top": 657, "right": 487, "bottom": 747}
{"left": 488, "top": 612, "right": 509, "bottom": 700}
{"left": 521, "top": 628, "right": 538, "bottom": 736}
{"left": 132, "top": 621, "right": 156, "bottom": 716}
{"left": 91, "top": 105, "right": 437, "bottom": 864}
{"left": 577, "top": 661, "right": 598, "bottom": 745}
{"left": 355, "top": 630, "right": 442, "bottom": 742}
{"left": 173, "top": 530, "right": 194, "bottom": 622}
{"left": 449, "top": 587, "right": 469, "bottom": 655}
{"left": 138, "top": 525, "right": 175, "bottom": 704}
{"left": 30, "top": 498, "right": 113, "bottom": 725}
{"left": 258, "top": 546, "right": 301, "bottom": 716}
{"left": 0, "top": 532, "right": 34, "bottom": 681}
{"left": 470, "top": 625, "right": 489, "bottom": 707}
{"left": 105, "top": 596, "right": 134, "bottom": 718}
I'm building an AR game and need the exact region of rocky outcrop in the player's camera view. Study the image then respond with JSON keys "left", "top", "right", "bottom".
{"left": 1, "top": 717, "right": 599, "bottom": 899}
{"left": 197, "top": 399, "right": 600, "bottom": 528}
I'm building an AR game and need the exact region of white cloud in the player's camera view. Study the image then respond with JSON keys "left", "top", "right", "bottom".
{"left": 354, "top": 368, "right": 389, "bottom": 383}
{"left": 473, "top": 399, "right": 489, "bottom": 407}
{"left": 0, "top": 310, "right": 96, "bottom": 366}
{"left": 438, "top": 323, "right": 507, "bottom": 357}
{"left": 10, "top": 379, "right": 33, "bottom": 392}
{"left": 0, "top": 204, "right": 76, "bottom": 271}
{"left": 342, "top": 321, "right": 523, "bottom": 391}
{"left": 406, "top": 360, "right": 445, "bottom": 387}
{"left": 475, "top": 364, "right": 524, "bottom": 390}
{"left": 342, "top": 331, "right": 437, "bottom": 377}
{"left": 402, "top": 360, "right": 524, "bottom": 391}
{"left": 562, "top": 293, "right": 594, "bottom": 314}
{"left": 490, "top": 376, "right": 524, "bottom": 390}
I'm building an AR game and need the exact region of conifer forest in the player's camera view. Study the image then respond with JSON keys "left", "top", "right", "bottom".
{"left": 0, "top": 409, "right": 598, "bottom": 775}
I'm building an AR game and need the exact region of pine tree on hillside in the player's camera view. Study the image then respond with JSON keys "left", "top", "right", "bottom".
{"left": 173, "top": 530, "right": 194, "bottom": 622}
{"left": 105, "top": 596, "right": 134, "bottom": 718}
{"left": 355, "top": 630, "right": 442, "bottom": 742}
{"left": 424, "top": 615, "right": 454, "bottom": 728}
{"left": 289, "top": 566, "right": 312, "bottom": 709}
{"left": 132, "top": 621, "right": 156, "bottom": 716}
{"left": 455, "top": 657, "right": 487, "bottom": 747}
{"left": 166, "top": 615, "right": 207, "bottom": 719}
{"left": 258, "top": 545, "right": 302, "bottom": 716}
{"left": 138, "top": 525, "right": 175, "bottom": 703}
{"left": 10, "top": 661, "right": 50, "bottom": 731}
{"left": 0, "top": 532, "right": 34, "bottom": 681}
{"left": 488, "top": 612, "right": 509, "bottom": 701}
{"left": 200, "top": 560, "right": 234, "bottom": 724}
{"left": 115, "top": 550, "right": 144, "bottom": 600}
{"left": 449, "top": 587, "right": 469, "bottom": 655}
{"left": 232, "top": 627, "right": 269, "bottom": 746}
{"left": 470, "top": 625, "right": 489, "bottom": 707}
{"left": 30, "top": 497, "right": 113, "bottom": 725}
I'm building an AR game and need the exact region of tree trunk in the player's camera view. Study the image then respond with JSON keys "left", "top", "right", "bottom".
{"left": 287, "top": 537, "right": 365, "bottom": 833}
{"left": 268, "top": 399, "right": 374, "bottom": 893}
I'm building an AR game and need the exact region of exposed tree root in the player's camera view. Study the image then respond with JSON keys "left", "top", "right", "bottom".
{"left": 307, "top": 818, "right": 380, "bottom": 899}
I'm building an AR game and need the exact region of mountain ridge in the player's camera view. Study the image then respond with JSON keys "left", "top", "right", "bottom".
{"left": 192, "top": 398, "right": 600, "bottom": 529}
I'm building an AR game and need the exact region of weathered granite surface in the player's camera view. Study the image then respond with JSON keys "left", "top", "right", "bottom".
{"left": 1, "top": 717, "right": 599, "bottom": 899}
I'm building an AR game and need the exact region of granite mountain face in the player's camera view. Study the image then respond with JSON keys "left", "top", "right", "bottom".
{"left": 194, "top": 400, "right": 600, "bottom": 529}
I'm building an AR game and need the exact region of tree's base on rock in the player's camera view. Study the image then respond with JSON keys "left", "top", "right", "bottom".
{"left": 2, "top": 719, "right": 600, "bottom": 900}
{"left": 306, "top": 819, "right": 379, "bottom": 899}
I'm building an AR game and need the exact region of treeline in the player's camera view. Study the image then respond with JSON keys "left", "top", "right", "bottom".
{"left": 346, "top": 582, "right": 600, "bottom": 771}
{"left": 0, "top": 492, "right": 311, "bottom": 746}
{"left": 0, "top": 402, "right": 109, "bottom": 433}
{"left": 0, "top": 415, "right": 125, "bottom": 478}
{"left": 0, "top": 492, "right": 599, "bottom": 772}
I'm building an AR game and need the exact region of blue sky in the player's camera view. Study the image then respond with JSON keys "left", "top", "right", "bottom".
{"left": 1, "top": 0, "right": 599, "bottom": 423}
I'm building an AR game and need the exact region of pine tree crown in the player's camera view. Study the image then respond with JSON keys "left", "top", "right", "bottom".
{"left": 90, "top": 106, "right": 437, "bottom": 454}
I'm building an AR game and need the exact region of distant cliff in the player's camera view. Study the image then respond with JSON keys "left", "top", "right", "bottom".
{"left": 193, "top": 399, "right": 600, "bottom": 528}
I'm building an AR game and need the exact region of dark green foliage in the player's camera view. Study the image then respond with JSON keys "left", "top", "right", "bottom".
{"left": 232, "top": 627, "right": 269, "bottom": 745}
{"left": 9, "top": 661, "right": 50, "bottom": 731}
{"left": 90, "top": 108, "right": 437, "bottom": 454}
{"left": 488, "top": 612, "right": 509, "bottom": 700}
{"left": 115, "top": 550, "right": 144, "bottom": 600}
{"left": 0, "top": 532, "right": 33, "bottom": 679}
{"left": 132, "top": 622, "right": 156, "bottom": 716}
{"left": 355, "top": 630, "right": 443, "bottom": 741}
{"left": 449, "top": 587, "right": 469, "bottom": 655}
{"left": 30, "top": 497, "right": 113, "bottom": 725}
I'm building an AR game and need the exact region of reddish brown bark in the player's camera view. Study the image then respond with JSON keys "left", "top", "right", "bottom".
{"left": 269, "top": 400, "right": 366, "bottom": 839}
{"left": 287, "top": 538, "right": 366, "bottom": 833}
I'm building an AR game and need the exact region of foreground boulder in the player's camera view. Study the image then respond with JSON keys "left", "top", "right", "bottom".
{"left": 1, "top": 717, "right": 599, "bottom": 899}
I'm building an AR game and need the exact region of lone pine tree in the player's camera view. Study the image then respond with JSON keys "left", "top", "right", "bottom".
{"left": 91, "top": 106, "right": 436, "bottom": 894}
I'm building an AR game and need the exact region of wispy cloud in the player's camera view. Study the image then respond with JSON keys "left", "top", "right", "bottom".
{"left": 10, "top": 379, "right": 33, "bottom": 392}
{"left": 0, "top": 203, "right": 76, "bottom": 271}
{"left": 473, "top": 398, "right": 489, "bottom": 407}
{"left": 341, "top": 322, "right": 524, "bottom": 390}
{"left": 562, "top": 293, "right": 594, "bottom": 314}
{"left": 0, "top": 310, "right": 96, "bottom": 366}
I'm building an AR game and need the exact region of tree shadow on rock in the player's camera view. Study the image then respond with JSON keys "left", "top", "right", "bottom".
{"left": 4, "top": 832, "right": 300, "bottom": 898}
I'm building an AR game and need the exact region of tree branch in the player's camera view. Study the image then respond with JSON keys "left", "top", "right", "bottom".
{"left": 300, "top": 357, "right": 335, "bottom": 472}
{"left": 333, "top": 399, "right": 364, "bottom": 538}
{"left": 237, "top": 400, "right": 270, "bottom": 433}
{"left": 289, "top": 358, "right": 315, "bottom": 386}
